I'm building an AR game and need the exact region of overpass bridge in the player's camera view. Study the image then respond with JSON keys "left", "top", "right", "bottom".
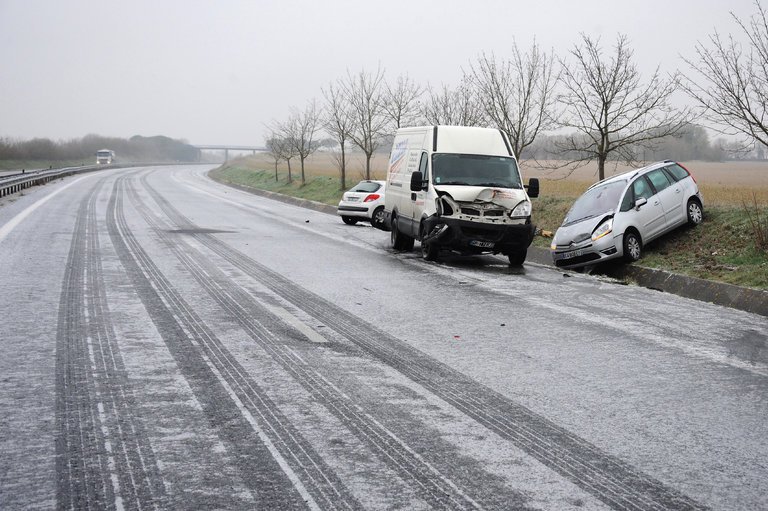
{"left": 193, "top": 144, "right": 266, "bottom": 161}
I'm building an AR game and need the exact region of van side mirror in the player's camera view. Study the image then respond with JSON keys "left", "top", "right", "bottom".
{"left": 410, "top": 171, "right": 426, "bottom": 192}
{"left": 525, "top": 178, "right": 540, "bottom": 198}
{"left": 634, "top": 197, "right": 648, "bottom": 210}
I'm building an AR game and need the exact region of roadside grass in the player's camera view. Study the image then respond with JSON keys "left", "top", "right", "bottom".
{"left": 212, "top": 158, "right": 768, "bottom": 290}
{"left": 209, "top": 166, "right": 343, "bottom": 206}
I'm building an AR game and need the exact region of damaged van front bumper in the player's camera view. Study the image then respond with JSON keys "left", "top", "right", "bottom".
{"left": 421, "top": 215, "right": 535, "bottom": 256}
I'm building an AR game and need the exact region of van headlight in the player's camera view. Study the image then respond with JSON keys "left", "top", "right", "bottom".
{"left": 591, "top": 218, "right": 613, "bottom": 241}
{"left": 510, "top": 200, "right": 531, "bottom": 218}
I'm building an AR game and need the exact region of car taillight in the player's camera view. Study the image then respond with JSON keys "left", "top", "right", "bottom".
{"left": 677, "top": 162, "right": 697, "bottom": 184}
{"left": 363, "top": 194, "right": 380, "bottom": 202}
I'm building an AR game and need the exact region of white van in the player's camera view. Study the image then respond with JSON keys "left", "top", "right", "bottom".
{"left": 384, "top": 125, "right": 539, "bottom": 265}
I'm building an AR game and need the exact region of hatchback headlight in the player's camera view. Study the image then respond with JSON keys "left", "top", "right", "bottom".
{"left": 591, "top": 218, "right": 613, "bottom": 241}
{"left": 510, "top": 200, "right": 531, "bottom": 218}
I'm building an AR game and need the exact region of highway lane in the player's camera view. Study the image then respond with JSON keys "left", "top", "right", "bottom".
{"left": 0, "top": 164, "right": 766, "bottom": 510}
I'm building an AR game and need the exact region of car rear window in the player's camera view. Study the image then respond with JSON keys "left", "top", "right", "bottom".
{"left": 351, "top": 181, "right": 381, "bottom": 193}
{"left": 664, "top": 164, "right": 690, "bottom": 182}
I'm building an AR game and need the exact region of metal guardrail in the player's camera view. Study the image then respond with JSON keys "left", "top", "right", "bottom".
{"left": 0, "top": 165, "right": 110, "bottom": 198}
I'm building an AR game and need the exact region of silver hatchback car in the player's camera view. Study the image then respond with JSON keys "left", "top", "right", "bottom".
{"left": 337, "top": 180, "right": 386, "bottom": 228}
{"left": 551, "top": 161, "right": 704, "bottom": 269}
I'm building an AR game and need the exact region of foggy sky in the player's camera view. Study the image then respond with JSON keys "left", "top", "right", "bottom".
{"left": 0, "top": 0, "right": 760, "bottom": 146}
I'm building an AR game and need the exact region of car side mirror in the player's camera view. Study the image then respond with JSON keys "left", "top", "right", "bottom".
{"left": 634, "top": 197, "right": 648, "bottom": 210}
{"left": 410, "top": 171, "right": 426, "bottom": 192}
{"left": 525, "top": 178, "right": 540, "bottom": 198}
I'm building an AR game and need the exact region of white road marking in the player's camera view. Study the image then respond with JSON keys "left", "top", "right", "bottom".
{"left": 0, "top": 175, "right": 92, "bottom": 244}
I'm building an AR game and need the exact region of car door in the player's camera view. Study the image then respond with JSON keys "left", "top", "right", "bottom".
{"left": 629, "top": 175, "right": 666, "bottom": 240}
{"left": 404, "top": 151, "right": 428, "bottom": 236}
{"left": 660, "top": 164, "right": 691, "bottom": 227}
{"left": 646, "top": 168, "right": 685, "bottom": 229}
{"left": 413, "top": 151, "right": 429, "bottom": 216}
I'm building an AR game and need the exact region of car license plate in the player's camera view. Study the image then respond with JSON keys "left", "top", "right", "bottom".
{"left": 348, "top": 197, "right": 360, "bottom": 202}
{"left": 469, "top": 240, "right": 495, "bottom": 248}
{"left": 561, "top": 249, "right": 584, "bottom": 260}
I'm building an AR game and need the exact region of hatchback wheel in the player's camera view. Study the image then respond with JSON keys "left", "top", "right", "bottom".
{"left": 341, "top": 216, "right": 358, "bottom": 225}
{"left": 371, "top": 207, "right": 385, "bottom": 228}
{"left": 623, "top": 231, "right": 642, "bottom": 262}
{"left": 687, "top": 200, "right": 703, "bottom": 226}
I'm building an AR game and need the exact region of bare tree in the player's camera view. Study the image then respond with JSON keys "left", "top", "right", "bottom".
{"left": 558, "top": 34, "right": 692, "bottom": 181}
{"left": 322, "top": 79, "right": 354, "bottom": 190}
{"left": 264, "top": 132, "right": 284, "bottom": 181}
{"left": 383, "top": 74, "right": 424, "bottom": 129}
{"left": 421, "top": 76, "right": 485, "bottom": 126}
{"left": 287, "top": 100, "right": 321, "bottom": 185}
{"left": 267, "top": 120, "right": 298, "bottom": 183}
{"left": 469, "top": 42, "right": 559, "bottom": 159}
{"left": 341, "top": 67, "right": 390, "bottom": 180}
{"left": 682, "top": 1, "right": 768, "bottom": 150}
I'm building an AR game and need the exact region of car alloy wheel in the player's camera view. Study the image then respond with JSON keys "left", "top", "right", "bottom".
{"left": 687, "top": 200, "right": 703, "bottom": 225}
{"left": 371, "top": 207, "right": 385, "bottom": 227}
{"left": 623, "top": 232, "right": 642, "bottom": 262}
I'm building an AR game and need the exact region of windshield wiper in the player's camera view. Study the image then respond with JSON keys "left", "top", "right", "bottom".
{"left": 438, "top": 181, "right": 471, "bottom": 186}
{"left": 475, "top": 182, "right": 513, "bottom": 188}
{"left": 564, "top": 214, "right": 598, "bottom": 226}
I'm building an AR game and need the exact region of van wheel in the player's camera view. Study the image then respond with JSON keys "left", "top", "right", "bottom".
{"left": 508, "top": 249, "right": 527, "bottom": 266}
{"left": 391, "top": 217, "right": 414, "bottom": 251}
{"left": 421, "top": 242, "right": 439, "bottom": 261}
{"left": 687, "top": 199, "right": 703, "bottom": 226}
{"left": 623, "top": 231, "right": 642, "bottom": 262}
{"left": 419, "top": 223, "right": 440, "bottom": 261}
{"left": 342, "top": 216, "right": 358, "bottom": 225}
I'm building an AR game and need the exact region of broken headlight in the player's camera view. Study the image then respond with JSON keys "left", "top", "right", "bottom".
{"left": 509, "top": 200, "right": 531, "bottom": 218}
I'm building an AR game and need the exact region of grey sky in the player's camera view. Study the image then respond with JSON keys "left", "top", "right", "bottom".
{"left": 0, "top": 0, "right": 760, "bottom": 146}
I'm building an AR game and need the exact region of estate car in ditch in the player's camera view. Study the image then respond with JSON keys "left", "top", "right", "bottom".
{"left": 550, "top": 161, "right": 704, "bottom": 269}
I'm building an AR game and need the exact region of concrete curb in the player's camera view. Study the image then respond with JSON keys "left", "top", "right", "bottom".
{"left": 528, "top": 246, "right": 768, "bottom": 318}
{"left": 209, "top": 171, "right": 768, "bottom": 318}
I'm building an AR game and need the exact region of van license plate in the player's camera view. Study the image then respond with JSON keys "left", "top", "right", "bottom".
{"left": 470, "top": 240, "right": 495, "bottom": 248}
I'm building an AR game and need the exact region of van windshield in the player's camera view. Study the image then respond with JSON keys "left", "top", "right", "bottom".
{"left": 563, "top": 180, "right": 627, "bottom": 226}
{"left": 432, "top": 153, "right": 522, "bottom": 189}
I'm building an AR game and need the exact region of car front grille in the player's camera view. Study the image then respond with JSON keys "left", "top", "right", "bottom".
{"left": 460, "top": 207, "right": 506, "bottom": 217}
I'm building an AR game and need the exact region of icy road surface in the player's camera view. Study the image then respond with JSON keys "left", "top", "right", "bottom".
{"left": 1, "top": 165, "right": 766, "bottom": 510}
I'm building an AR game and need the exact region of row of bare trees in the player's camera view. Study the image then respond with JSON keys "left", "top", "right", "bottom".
{"left": 266, "top": 1, "right": 768, "bottom": 186}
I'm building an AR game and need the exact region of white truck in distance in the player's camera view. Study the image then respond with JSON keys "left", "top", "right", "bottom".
{"left": 384, "top": 125, "right": 539, "bottom": 265}
{"left": 95, "top": 149, "right": 115, "bottom": 164}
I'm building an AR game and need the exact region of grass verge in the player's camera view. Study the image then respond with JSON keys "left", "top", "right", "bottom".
{"left": 212, "top": 161, "right": 768, "bottom": 290}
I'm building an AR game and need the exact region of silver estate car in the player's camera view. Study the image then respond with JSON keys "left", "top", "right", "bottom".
{"left": 550, "top": 161, "right": 704, "bottom": 269}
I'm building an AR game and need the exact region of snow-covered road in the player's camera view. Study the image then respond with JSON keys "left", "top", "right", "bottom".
{"left": 1, "top": 164, "right": 765, "bottom": 510}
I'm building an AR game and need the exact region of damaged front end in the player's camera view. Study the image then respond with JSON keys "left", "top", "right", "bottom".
{"left": 421, "top": 189, "right": 535, "bottom": 256}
